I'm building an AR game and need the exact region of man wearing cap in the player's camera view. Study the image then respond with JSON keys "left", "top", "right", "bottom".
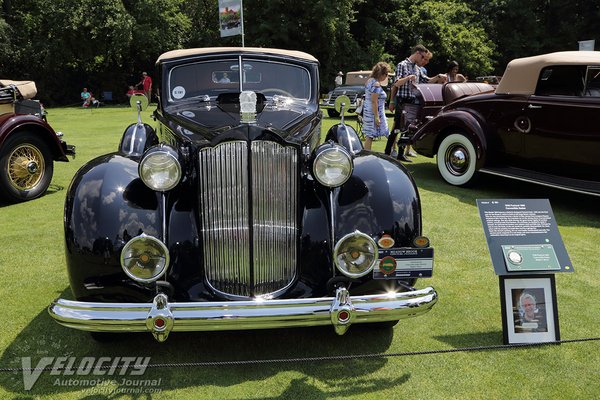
{"left": 137, "top": 72, "right": 153, "bottom": 101}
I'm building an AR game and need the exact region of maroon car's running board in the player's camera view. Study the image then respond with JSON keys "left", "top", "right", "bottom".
{"left": 479, "top": 167, "right": 600, "bottom": 197}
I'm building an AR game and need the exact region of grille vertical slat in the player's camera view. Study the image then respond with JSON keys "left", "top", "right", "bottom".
{"left": 199, "top": 140, "right": 297, "bottom": 297}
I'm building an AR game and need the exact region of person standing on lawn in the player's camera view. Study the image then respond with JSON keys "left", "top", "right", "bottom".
{"left": 385, "top": 45, "right": 435, "bottom": 162}
{"left": 137, "top": 72, "right": 153, "bottom": 101}
{"left": 362, "top": 62, "right": 392, "bottom": 151}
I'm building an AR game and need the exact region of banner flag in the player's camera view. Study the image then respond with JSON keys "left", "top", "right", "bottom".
{"left": 219, "top": 0, "right": 242, "bottom": 38}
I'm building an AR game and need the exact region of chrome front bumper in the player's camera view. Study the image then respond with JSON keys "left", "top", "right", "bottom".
{"left": 49, "top": 287, "right": 437, "bottom": 342}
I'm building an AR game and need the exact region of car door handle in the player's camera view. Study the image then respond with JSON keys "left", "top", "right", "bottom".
{"left": 528, "top": 104, "right": 542, "bottom": 109}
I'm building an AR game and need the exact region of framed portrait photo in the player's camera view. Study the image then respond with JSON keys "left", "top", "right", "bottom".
{"left": 499, "top": 274, "right": 560, "bottom": 344}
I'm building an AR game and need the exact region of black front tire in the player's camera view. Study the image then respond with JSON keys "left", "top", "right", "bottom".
{"left": 0, "top": 132, "right": 54, "bottom": 203}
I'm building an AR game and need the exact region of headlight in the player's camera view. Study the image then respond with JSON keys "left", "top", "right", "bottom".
{"left": 139, "top": 145, "right": 182, "bottom": 191}
{"left": 120, "top": 234, "right": 170, "bottom": 283}
{"left": 313, "top": 144, "right": 353, "bottom": 187}
{"left": 334, "top": 231, "right": 378, "bottom": 278}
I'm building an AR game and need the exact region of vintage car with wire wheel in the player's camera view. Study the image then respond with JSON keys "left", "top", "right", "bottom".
{"left": 0, "top": 80, "right": 75, "bottom": 203}
{"left": 412, "top": 51, "right": 600, "bottom": 196}
{"left": 48, "top": 47, "right": 437, "bottom": 342}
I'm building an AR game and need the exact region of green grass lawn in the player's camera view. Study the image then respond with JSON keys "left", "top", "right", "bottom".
{"left": 0, "top": 107, "right": 598, "bottom": 399}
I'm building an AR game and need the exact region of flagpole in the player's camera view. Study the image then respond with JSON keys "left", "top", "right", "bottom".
{"left": 240, "top": 0, "right": 245, "bottom": 47}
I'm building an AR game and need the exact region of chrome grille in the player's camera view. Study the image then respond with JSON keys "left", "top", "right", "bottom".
{"left": 329, "top": 92, "right": 358, "bottom": 104}
{"left": 198, "top": 141, "right": 298, "bottom": 297}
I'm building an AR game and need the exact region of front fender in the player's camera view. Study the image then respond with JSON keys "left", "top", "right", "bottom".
{"left": 118, "top": 122, "right": 158, "bottom": 157}
{"left": 413, "top": 110, "right": 487, "bottom": 167}
{"left": 324, "top": 123, "right": 363, "bottom": 155}
{"left": 0, "top": 113, "right": 68, "bottom": 161}
{"left": 334, "top": 152, "right": 421, "bottom": 247}
{"left": 64, "top": 153, "right": 161, "bottom": 301}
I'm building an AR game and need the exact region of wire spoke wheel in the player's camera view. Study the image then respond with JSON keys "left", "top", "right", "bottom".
{"left": 0, "top": 131, "right": 54, "bottom": 203}
{"left": 7, "top": 143, "right": 45, "bottom": 191}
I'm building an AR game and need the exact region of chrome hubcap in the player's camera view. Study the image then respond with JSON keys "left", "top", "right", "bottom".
{"left": 27, "top": 161, "right": 39, "bottom": 174}
{"left": 445, "top": 146, "right": 469, "bottom": 176}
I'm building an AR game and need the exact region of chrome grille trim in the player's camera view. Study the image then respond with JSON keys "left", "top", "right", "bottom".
{"left": 251, "top": 141, "right": 298, "bottom": 295}
{"left": 198, "top": 140, "right": 298, "bottom": 297}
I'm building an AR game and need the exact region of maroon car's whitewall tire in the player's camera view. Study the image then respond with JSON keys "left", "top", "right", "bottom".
{"left": 436, "top": 133, "right": 478, "bottom": 186}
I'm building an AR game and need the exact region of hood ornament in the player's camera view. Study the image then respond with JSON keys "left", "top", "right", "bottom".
{"left": 240, "top": 91, "right": 257, "bottom": 124}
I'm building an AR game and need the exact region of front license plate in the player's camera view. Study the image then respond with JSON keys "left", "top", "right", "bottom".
{"left": 373, "top": 248, "right": 434, "bottom": 279}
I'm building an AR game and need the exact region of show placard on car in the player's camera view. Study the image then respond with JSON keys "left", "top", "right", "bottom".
{"left": 477, "top": 199, "right": 573, "bottom": 275}
{"left": 374, "top": 248, "right": 434, "bottom": 279}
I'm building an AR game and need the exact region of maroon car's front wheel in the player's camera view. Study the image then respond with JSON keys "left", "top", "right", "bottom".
{"left": 0, "top": 132, "right": 54, "bottom": 203}
{"left": 436, "top": 133, "right": 478, "bottom": 186}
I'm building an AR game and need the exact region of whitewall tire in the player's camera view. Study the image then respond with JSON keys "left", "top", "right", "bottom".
{"left": 436, "top": 133, "right": 478, "bottom": 186}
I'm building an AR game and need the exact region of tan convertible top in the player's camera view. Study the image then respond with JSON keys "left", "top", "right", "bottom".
{"left": 0, "top": 79, "right": 37, "bottom": 99}
{"left": 496, "top": 51, "right": 600, "bottom": 95}
{"left": 157, "top": 47, "right": 318, "bottom": 63}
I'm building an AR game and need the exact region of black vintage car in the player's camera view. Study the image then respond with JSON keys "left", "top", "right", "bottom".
{"left": 321, "top": 71, "right": 398, "bottom": 118}
{"left": 413, "top": 51, "right": 600, "bottom": 196}
{"left": 0, "top": 80, "right": 75, "bottom": 203}
{"left": 49, "top": 47, "right": 437, "bottom": 342}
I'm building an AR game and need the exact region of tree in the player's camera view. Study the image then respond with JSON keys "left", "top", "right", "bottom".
{"left": 472, "top": 0, "right": 600, "bottom": 71}
{"left": 2, "top": 0, "right": 594, "bottom": 104}
{"left": 182, "top": 0, "right": 221, "bottom": 47}
{"left": 244, "top": 0, "right": 362, "bottom": 92}
{"left": 3, "top": 0, "right": 134, "bottom": 103}
{"left": 122, "top": 0, "right": 192, "bottom": 75}
{"left": 403, "top": 0, "right": 496, "bottom": 77}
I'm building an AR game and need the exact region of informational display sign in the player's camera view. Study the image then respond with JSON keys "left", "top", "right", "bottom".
{"left": 477, "top": 199, "right": 573, "bottom": 275}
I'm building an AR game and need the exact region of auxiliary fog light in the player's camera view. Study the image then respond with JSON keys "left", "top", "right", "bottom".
{"left": 120, "top": 234, "right": 170, "bottom": 283}
{"left": 334, "top": 231, "right": 378, "bottom": 278}
{"left": 313, "top": 144, "right": 353, "bottom": 187}
{"left": 139, "top": 145, "right": 182, "bottom": 191}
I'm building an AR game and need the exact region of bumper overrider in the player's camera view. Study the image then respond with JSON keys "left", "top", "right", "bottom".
{"left": 49, "top": 287, "right": 437, "bottom": 342}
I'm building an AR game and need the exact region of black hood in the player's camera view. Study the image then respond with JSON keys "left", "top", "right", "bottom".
{"left": 159, "top": 95, "right": 320, "bottom": 144}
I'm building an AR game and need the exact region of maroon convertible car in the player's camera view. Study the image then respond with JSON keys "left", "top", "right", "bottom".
{"left": 412, "top": 51, "right": 600, "bottom": 196}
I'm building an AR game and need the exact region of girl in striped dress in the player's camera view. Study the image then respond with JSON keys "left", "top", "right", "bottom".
{"left": 362, "top": 62, "right": 391, "bottom": 150}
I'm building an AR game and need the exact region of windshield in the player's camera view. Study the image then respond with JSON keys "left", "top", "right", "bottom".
{"left": 167, "top": 57, "right": 312, "bottom": 102}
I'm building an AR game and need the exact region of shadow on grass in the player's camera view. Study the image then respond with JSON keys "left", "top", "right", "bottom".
{"left": 406, "top": 159, "right": 600, "bottom": 228}
{"left": 0, "top": 184, "right": 65, "bottom": 209}
{"left": 0, "top": 288, "right": 411, "bottom": 397}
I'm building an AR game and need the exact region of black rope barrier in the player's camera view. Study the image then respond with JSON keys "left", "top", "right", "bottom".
{"left": 1, "top": 336, "right": 598, "bottom": 372}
